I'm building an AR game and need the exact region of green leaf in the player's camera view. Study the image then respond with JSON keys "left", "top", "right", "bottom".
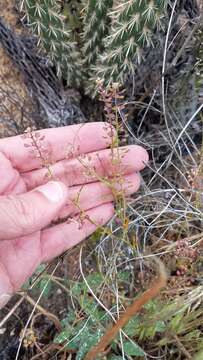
{"left": 82, "top": 297, "right": 96, "bottom": 314}
{"left": 85, "top": 272, "right": 103, "bottom": 290}
{"left": 67, "top": 338, "right": 80, "bottom": 350}
{"left": 22, "top": 279, "right": 31, "bottom": 290}
{"left": 67, "top": 309, "right": 77, "bottom": 323}
{"left": 124, "top": 317, "right": 140, "bottom": 337}
{"left": 123, "top": 341, "right": 145, "bottom": 357}
{"left": 170, "top": 312, "right": 185, "bottom": 332}
{"left": 54, "top": 330, "right": 71, "bottom": 344}
{"left": 73, "top": 319, "right": 90, "bottom": 334}
{"left": 184, "top": 330, "right": 201, "bottom": 340}
{"left": 35, "top": 264, "right": 47, "bottom": 274}
{"left": 155, "top": 320, "right": 167, "bottom": 333}
{"left": 118, "top": 271, "right": 131, "bottom": 282}
{"left": 39, "top": 278, "right": 52, "bottom": 297}
{"left": 89, "top": 308, "right": 106, "bottom": 323}
{"left": 55, "top": 322, "right": 86, "bottom": 350}
{"left": 61, "top": 309, "right": 76, "bottom": 328}
{"left": 90, "top": 228, "right": 104, "bottom": 242}
{"left": 71, "top": 282, "right": 83, "bottom": 297}
{"left": 81, "top": 298, "right": 106, "bottom": 325}
{"left": 157, "top": 337, "right": 168, "bottom": 346}
{"left": 144, "top": 300, "right": 158, "bottom": 312}
{"left": 22, "top": 264, "right": 48, "bottom": 290}
{"left": 76, "top": 330, "right": 102, "bottom": 360}
{"left": 194, "top": 350, "right": 203, "bottom": 360}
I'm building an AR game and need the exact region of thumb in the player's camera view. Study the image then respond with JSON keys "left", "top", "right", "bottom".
{"left": 0, "top": 181, "right": 68, "bottom": 240}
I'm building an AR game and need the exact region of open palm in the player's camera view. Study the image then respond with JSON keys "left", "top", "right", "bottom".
{"left": 0, "top": 122, "right": 148, "bottom": 301}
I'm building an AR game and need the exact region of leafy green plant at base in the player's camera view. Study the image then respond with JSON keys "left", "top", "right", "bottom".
{"left": 53, "top": 272, "right": 147, "bottom": 358}
{"left": 52, "top": 271, "right": 203, "bottom": 358}
{"left": 54, "top": 272, "right": 105, "bottom": 359}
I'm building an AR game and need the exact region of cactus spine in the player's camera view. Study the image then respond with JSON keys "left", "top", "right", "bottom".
{"left": 20, "top": 0, "right": 168, "bottom": 92}
{"left": 20, "top": 0, "right": 83, "bottom": 87}
{"left": 92, "top": 0, "right": 167, "bottom": 86}
{"left": 82, "top": 0, "right": 113, "bottom": 68}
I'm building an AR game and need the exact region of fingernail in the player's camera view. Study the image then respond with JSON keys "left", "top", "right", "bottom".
{"left": 0, "top": 294, "right": 11, "bottom": 309}
{"left": 37, "top": 181, "right": 66, "bottom": 203}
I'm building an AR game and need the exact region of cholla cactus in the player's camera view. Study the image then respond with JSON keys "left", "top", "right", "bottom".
{"left": 92, "top": 0, "right": 168, "bottom": 86}
{"left": 20, "top": 0, "right": 168, "bottom": 93}
{"left": 20, "top": 0, "right": 83, "bottom": 87}
{"left": 82, "top": 0, "right": 113, "bottom": 68}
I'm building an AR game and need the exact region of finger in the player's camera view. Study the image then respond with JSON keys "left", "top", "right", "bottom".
{"left": 58, "top": 173, "right": 140, "bottom": 218}
{"left": 41, "top": 203, "right": 114, "bottom": 262}
{"left": 0, "top": 232, "right": 41, "bottom": 296}
{"left": 0, "top": 181, "right": 68, "bottom": 240}
{"left": 22, "top": 145, "right": 149, "bottom": 189}
{"left": 0, "top": 262, "right": 13, "bottom": 307}
{"left": 0, "top": 152, "right": 26, "bottom": 195}
{"left": 0, "top": 122, "right": 114, "bottom": 172}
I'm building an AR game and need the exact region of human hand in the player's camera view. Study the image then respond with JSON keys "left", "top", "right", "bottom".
{"left": 0, "top": 122, "right": 148, "bottom": 308}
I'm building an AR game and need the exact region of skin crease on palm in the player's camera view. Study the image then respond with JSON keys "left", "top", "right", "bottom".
{"left": 0, "top": 122, "right": 148, "bottom": 305}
